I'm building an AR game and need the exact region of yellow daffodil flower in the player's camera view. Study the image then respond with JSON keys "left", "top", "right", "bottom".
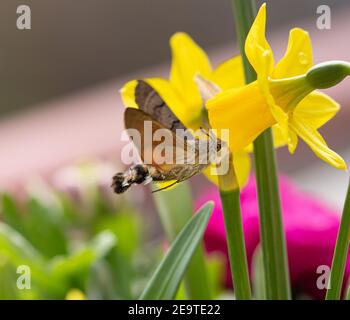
{"left": 207, "top": 3, "right": 348, "bottom": 169}
{"left": 121, "top": 33, "right": 250, "bottom": 187}
{"left": 65, "top": 288, "right": 86, "bottom": 300}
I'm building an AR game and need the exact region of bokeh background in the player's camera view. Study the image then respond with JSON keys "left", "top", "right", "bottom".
{"left": 0, "top": 0, "right": 349, "bottom": 206}
{"left": 0, "top": 0, "right": 350, "bottom": 299}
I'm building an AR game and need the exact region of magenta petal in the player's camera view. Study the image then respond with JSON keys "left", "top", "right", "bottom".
{"left": 197, "top": 175, "right": 349, "bottom": 299}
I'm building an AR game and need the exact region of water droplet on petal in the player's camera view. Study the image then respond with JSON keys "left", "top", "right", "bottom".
{"left": 298, "top": 52, "right": 308, "bottom": 65}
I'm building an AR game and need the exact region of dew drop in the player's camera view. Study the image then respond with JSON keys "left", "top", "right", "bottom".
{"left": 298, "top": 52, "right": 309, "bottom": 65}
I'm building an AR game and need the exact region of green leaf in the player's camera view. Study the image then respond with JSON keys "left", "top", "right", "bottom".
{"left": 23, "top": 197, "right": 68, "bottom": 258}
{"left": 88, "top": 230, "right": 117, "bottom": 258}
{"left": 346, "top": 281, "right": 350, "bottom": 300}
{"left": 86, "top": 260, "right": 116, "bottom": 299}
{"left": 251, "top": 245, "right": 266, "bottom": 300}
{"left": 140, "top": 202, "right": 213, "bottom": 300}
{"left": 94, "top": 211, "right": 140, "bottom": 257}
{"left": 153, "top": 183, "right": 194, "bottom": 239}
{"left": 50, "top": 231, "right": 117, "bottom": 289}
{"left": 206, "top": 253, "right": 225, "bottom": 298}
{"left": 326, "top": 178, "right": 350, "bottom": 300}
{"left": 0, "top": 222, "right": 65, "bottom": 295}
{"left": 0, "top": 193, "right": 25, "bottom": 234}
{"left": 153, "top": 182, "right": 213, "bottom": 299}
{"left": 0, "top": 222, "right": 46, "bottom": 268}
{"left": 0, "top": 257, "right": 19, "bottom": 299}
{"left": 104, "top": 248, "right": 134, "bottom": 299}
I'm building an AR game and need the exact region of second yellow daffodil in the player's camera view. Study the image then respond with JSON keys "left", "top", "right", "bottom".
{"left": 121, "top": 33, "right": 250, "bottom": 187}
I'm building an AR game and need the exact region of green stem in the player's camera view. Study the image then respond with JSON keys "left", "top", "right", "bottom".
{"left": 153, "top": 182, "right": 212, "bottom": 299}
{"left": 232, "top": 0, "right": 257, "bottom": 83}
{"left": 218, "top": 154, "right": 251, "bottom": 299}
{"left": 346, "top": 280, "right": 350, "bottom": 300}
{"left": 220, "top": 189, "right": 252, "bottom": 299}
{"left": 253, "top": 131, "right": 291, "bottom": 299}
{"left": 326, "top": 178, "right": 350, "bottom": 300}
{"left": 232, "top": 0, "right": 291, "bottom": 299}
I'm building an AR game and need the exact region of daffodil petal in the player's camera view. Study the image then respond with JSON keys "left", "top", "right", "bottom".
{"left": 244, "top": 4, "right": 289, "bottom": 140}
{"left": 233, "top": 151, "right": 251, "bottom": 188}
{"left": 244, "top": 143, "right": 254, "bottom": 153}
{"left": 289, "top": 114, "right": 346, "bottom": 169}
{"left": 207, "top": 82, "right": 276, "bottom": 152}
{"left": 294, "top": 91, "right": 340, "bottom": 129}
{"left": 210, "top": 56, "right": 245, "bottom": 90}
{"left": 244, "top": 125, "right": 291, "bottom": 152}
{"left": 287, "top": 127, "right": 298, "bottom": 153}
{"left": 169, "top": 32, "right": 212, "bottom": 111}
{"left": 273, "top": 28, "right": 313, "bottom": 78}
{"left": 273, "top": 118, "right": 298, "bottom": 154}
{"left": 120, "top": 80, "right": 138, "bottom": 108}
{"left": 272, "top": 124, "right": 288, "bottom": 148}
{"left": 238, "top": 125, "right": 290, "bottom": 152}
{"left": 245, "top": 3, "right": 274, "bottom": 78}
{"left": 259, "top": 74, "right": 290, "bottom": 145}
{"left": 65, "top": 289, "right": 86, "bottom": 300}
{"left": 154, "top": 180, "right": 177, "bottom": 191}
{"left": 146, "top": 78, "right": 202, "bottom": 130}
{"left": 203, "top": 151, "right": 251, "bottom": 188}
{"left": 259, "top": 74, "right": 289, "bottom": 141}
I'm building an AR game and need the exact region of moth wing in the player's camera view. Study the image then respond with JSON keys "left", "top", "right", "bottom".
{"left": 124, "top": 108, "right": 197, "bottom": 172}
{"left": 135, "top": 80, "right": 189, "bottom": 133}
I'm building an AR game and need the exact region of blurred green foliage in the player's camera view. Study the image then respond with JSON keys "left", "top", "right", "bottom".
{"left": 0, "top": 162, "right": 225, "bottom": 300}
{"left": 0, "top": 163, "right": 159, "bottom": 300}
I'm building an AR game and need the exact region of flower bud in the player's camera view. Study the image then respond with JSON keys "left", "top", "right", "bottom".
{"left": 306, "top": 61, "right": 350, "bottom": 89}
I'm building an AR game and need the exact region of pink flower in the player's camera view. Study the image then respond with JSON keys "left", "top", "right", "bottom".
{"left": 196, "top": 175, "right": 349, "bottom": 299}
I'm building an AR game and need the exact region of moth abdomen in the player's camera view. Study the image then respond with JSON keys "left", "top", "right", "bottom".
{"left": 111, "top": 172, "right": 130, "bottom": 194}
{"left": 111, "top": 164, "right": 150, "bottom": 194}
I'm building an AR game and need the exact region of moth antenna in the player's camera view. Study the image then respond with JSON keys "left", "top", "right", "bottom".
{"left": 199, "top": 126, "right": 210, "bottom": 138}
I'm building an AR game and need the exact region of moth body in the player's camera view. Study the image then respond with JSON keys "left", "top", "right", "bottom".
{"left": 112, "top": 80, "right": 223, "bottom": 194}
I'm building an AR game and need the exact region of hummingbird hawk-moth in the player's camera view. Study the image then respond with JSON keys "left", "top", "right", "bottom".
{"left": 112, "top": 80, "right": 223, "bottom": 194}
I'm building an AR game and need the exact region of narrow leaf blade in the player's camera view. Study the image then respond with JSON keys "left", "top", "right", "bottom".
{"left": 140, "top": 201, "right": 213, "bottom": 300}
